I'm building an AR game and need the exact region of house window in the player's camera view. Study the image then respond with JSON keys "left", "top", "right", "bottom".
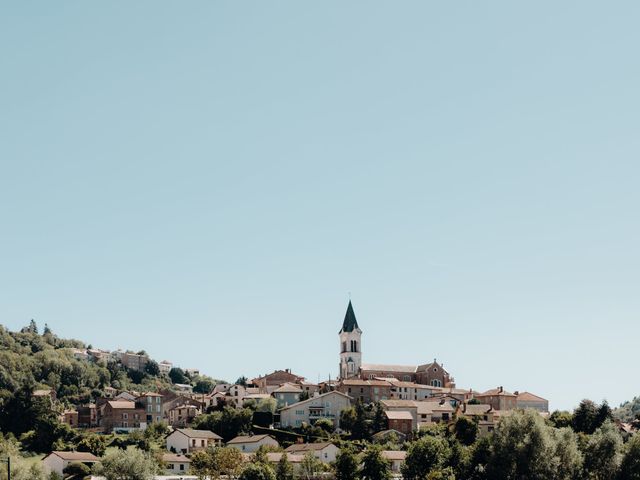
{"left": 123, "top": 413, "right": 128, "bottom": 419}
{"left": 342, "top": 341, "right": 347, "bottom": 353}
{"left": 368, "top": 374, "right": 374, "bottom": 379}
{"left": 168, "top": 464, "right": 174, "bottom": 469}
{"left": 403, "top": 375, "right": 411, "bottom": 381}
{"left": 180, "top": 464, "right": 184, "bottom": 471}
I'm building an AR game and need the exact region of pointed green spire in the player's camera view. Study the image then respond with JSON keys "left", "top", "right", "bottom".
{"left": 340, "top": 300, "right": 360, "bottom": 333}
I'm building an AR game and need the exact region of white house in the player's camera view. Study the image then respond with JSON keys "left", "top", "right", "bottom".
{"left": 42, "top": 451, "right": 99, "bottom": 476}
{"left": 226, "top": 434, "right": 279, "bottom": 453}
{"left": 279, "top": 391, "right": 352, "bottom": 429}
{"left": 162, "top": 453, "right": 191, "bottom": 475}
{"left": 284, "top": 442, "right": 339, "bottom": 463}
{"left": 166, "top": 428, "right": 222, "bottom": 454}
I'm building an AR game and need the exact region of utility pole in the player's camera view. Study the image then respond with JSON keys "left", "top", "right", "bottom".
{"left": 1, "top": 457, "right": 10, "bottom": 480}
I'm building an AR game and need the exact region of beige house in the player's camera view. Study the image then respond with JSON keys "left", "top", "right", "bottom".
{"left": 279, "top": 391, "right": 352, "bottom": 429}
{"left": 162, "top": 453, "right": 191, "bottom": 475}
{"left": 456, "top": 403, "right": 497, "bottom": 435}
{"left": 42, "top": 451, "right": 99, "bottom": 476}
{"left": 337, "top": 379, "right": 392, "bottom": 403}
{"left": 284, "top": 442, "right": 339, "bottom": 463}
{"left": 166, "top": 428, "right": 222, "bottom": 454}
{"left": 227, "top": 434, "right": 279, "bottom": 453}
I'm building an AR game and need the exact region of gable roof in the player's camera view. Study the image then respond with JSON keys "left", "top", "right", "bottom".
{"left": 339, "top": 300, "right": 360, "bottom": 333}
{"left": 46, "top": 451, "right": 99, "bottom": 462}
{"left": 477, "top": 387, "right": 516, "bottom": 397}
{"left": 173, "top": 428, "right": 222, "bottom": 440}
{"left": 361, "top": 363, "right": 417, "bottom": 374}
{"left": 227, "top": 434, "right": 276, "bottom": 445}
{"left": 381, "top": 450, "right": 407, "bottom": 461}
{"left": 162, "top": 453, "right": 191, "bottom": 463}
{"left": 516, "top": 391, "right": 548, "bottom": 402}
{"left": 285, "top": 442, "right": 336, "bottom": 453}
{"left": 385, "top": 410, "right": 414, "bottom": 420}
{"left": 106, "top": 400, "right": 136, "bottom": 409}
{"left": 273, "top": 383, "right": 303, "bottom": 393}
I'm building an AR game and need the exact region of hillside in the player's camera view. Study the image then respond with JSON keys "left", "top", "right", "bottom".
{"left": 615, "top": 396, "right": 640, "bottom": 422}
{"left": 0, "top": 321, "right": 222, "bottom": 436}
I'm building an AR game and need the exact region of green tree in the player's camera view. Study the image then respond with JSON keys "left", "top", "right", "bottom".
{"left": 275, "top": 453, "right": 294, "bottom": 480}
{"left": 63, "top": 462, "right": 91, "bottom": 477}
{"left": 402, "top": 435, "right": 450, "bottom": 479}
{"left": 300, "top": 451, "right": 324, "bottom": 479}
{"left": 239, "top": 463, "right": 276, "bottom": 480}
{"left": 372, "top": 403, "right": 387, "bottom": 433}
{"left": 76, "top": 433, "right": 108, "bottom": 456}
{"left": 92, "top": 448, "right": 160, "bottom": 480}
{"left": 360, "top": 446, "right": 391, "bottom": 480}
{"left": 169, "top": 367, "right": 188, "bottom": 384}
{"left": 144, "top": 360, "right": 160, "bottom": 377}
{"left": 334, "top": 447, "right": 360, "bottom": 480}
{"left": 549, "top": 410, "right": 573, "bottom": 429}
{"left": 552, "top": 427, "right": 583, "bottom": 480}
{"left": 619, "top": 433, "right": 640, "bottom": 480}
{"left": 572, "top": 399, "right": 613, "bottom": 434}
{"left": 485, "top": 409, "right": 560, "bottom": 480}
{"left": 583, "top": 421, "right": 622, "bottom": 480}
{"left": 454, "top": 416, "right": 479, "bottom": 446}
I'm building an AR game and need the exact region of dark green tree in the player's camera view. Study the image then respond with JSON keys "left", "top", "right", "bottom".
{"left": 275, "top": 453, "right": 294, "bottom": 480}
{"left": 144, "top": 360, "right": 160, "bottom": 377}
{"left": 454, "top": 416, "right": 479, "bottom": 446}
{"left": 619, "top": 433, "right": 640, "bottom": 480}
{"left": 169, "top": 367, "right": 188, "bottom": 384}
{"left": 360, "top": 446, "right": 391, "bottom": 480}
{"left": 334, "top": 447, "right": 360, "bottom": 480}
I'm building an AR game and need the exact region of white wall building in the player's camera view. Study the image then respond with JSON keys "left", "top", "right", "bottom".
{"left": 279, "top": 391, "right": 352, "bottom": 429}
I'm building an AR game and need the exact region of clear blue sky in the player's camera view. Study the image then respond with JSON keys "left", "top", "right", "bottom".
{"left": 1, "top": 2, "right": 639, "bottom": 412}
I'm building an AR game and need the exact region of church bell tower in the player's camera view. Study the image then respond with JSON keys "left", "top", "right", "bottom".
{"left": 339, "top": 300, "right": 362, "bottom": 379}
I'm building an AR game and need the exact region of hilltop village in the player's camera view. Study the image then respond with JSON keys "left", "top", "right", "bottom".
{"left": 17, "top": 302, "right": 554, "bottom": 477}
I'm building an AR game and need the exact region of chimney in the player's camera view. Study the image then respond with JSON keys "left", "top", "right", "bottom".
{"left": 514, "top": 391, "right": 519, "bottom": 396}
{"left": 499, "top": 386, "right": 503, "bottom": 393}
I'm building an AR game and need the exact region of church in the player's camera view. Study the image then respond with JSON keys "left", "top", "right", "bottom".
{"left": 339, "top": 300, "right": 454, "bottom": 388}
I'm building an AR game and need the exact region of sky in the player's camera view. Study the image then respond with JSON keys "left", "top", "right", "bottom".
{"left": 1, "top": 1, "right": 639, "bottom": 412}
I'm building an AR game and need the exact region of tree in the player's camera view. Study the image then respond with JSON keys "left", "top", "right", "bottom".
{"left": 334, "top": 447, "right": 360, "bottom": 480}
{"left": 300, "top": 451, "right": 324, "bottom": 479}
{"left": 583, "top": 421, "right": 622, "bottom": 480}
{"left": 619, "top": 433, "right": 640, "bottom": 480}
{"left": 360, "top": 446, "right": 391, "bottom": 480}
{"left": 194, "top": 377, "right": 215, "bottom": 394}
{"left": 454, "top": 416, "right": 479, "bottom": 446}
{"left": 28, "top": 320, "right": 39, "bottom": 334}
{"left": 573, "top": 399, "right": 613, "bottom": 435}
{"left": 275, "top": 453, "right": 294, "bottom": 480}
{"left": 549, "top": 410, "right": 573, "bottom": 429}
{"left": 93, "top": 448, "right": 160, "bottom": 480}
{"left": 76, "top": 434, "right": 108, "bottom": 456}
{"left": 552, "top": 427, "right": 583, "bottom": 480}
{"left": 63, "top": 462, "right": 91, "bottom": 477}
{"left": 144, "top": 360, "right": 160, "bottom": 377}
{"left": 239, "top": 463, "right": 276, "bottom": 480}
{"left": 313, "top": 418, "right": 334, "bottom": 434}
{"left": 485, "top": 409, "right": 560, "bottom": 480}
{"left": 169, "top": 367, "right": 188, "bottom": 384}
{"left": 372, "top": 403, "right": 387, "bottom": 433}
{"left": 236, "top": 376, "right": 248, "bottom": 387}
{"left": 402, "top": 435, "right": 450, "bottom": 479}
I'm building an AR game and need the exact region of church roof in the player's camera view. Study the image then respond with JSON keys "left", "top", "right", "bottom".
{"left": 340, "top": 300, "right": 360, "bottom": 333}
